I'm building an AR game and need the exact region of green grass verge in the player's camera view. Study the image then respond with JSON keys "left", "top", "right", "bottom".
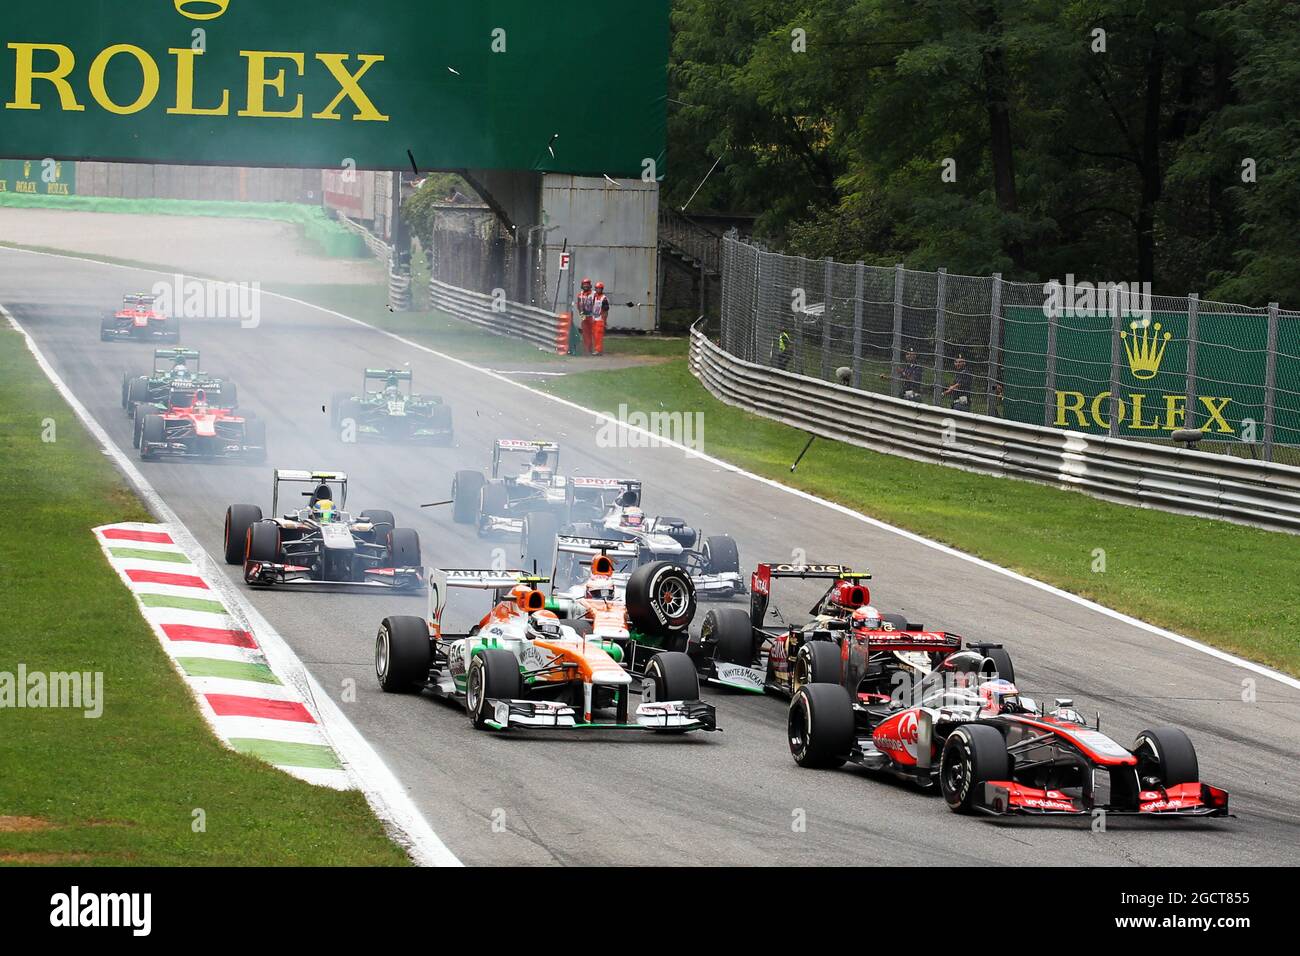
{"left": 0, "top": 326, "right": 409, "bottom": 866}
{"left": 537, "top": 359, "right": 1300, "bottom": 676}
{"left": 0, "top": 193, "right": 367, "bottom": 259}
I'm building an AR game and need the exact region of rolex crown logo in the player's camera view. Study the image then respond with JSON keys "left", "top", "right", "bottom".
{"left": 175, "top": 0, "right": 230, "bottom": 20}
{"left": 1120, "top": 319, "right": 1172, "bottom": 380}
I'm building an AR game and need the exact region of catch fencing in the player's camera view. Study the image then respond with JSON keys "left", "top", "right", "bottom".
{"left": 719, "top": 235, "right": 1300, "bottom": 464}
{"left": 691, "top": 324, "right": 1300, "bottom": 533}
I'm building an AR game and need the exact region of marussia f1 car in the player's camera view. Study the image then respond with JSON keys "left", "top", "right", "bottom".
{"left": 223, "top": 470, "right": 423, "bottom": 590}
{"left": 789, "top": 653, "right": 1231, "bottom": 819}
{"left": 450, "top": 440, "right": 571, "bottom": 561}
{"left": 374, "top": 567, "right": 717, "bottom": 733}
{"left": 122, "top": 348, "right": 235, "bottom": 420}
{"left": 682, "top": 562, "right": 962, "bottom": 694}
{"left": 100, "top": 293, "right": 179, "bottom": 342}
{"left": 329, "top": 368, "right": 453, "bottom": 444}
{"left": 558, "top": 478, "right": 744, "bottom": 597}
{"left": 136, "top": 387, "right": 265, "bottom": 462}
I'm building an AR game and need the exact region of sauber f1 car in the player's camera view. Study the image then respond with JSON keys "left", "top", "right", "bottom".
{"left": 560, "top": 478, "right": 744, "bottom": 597}
{"left": 223, "top": 470, "right": 423, "bottom": 590}
{"left": 789, "top": 653, "right": 1231, "bottom": 819}
{"left": 100, "top": 293, "right": 179, "bottom": 342}
{"left": 374, "top": 568, "right": 717, "bottom": 733}
{"left": 683, "top": 562, "right": 964, "bottom": 695}
{"left": 136, "top": 388, "right": 265, "bottom": 462}
{"left": 122, "top": 348, "right": 235, "bottom": 419}
{"left": 329, "top": 368, "right": 453, "bottom": 444}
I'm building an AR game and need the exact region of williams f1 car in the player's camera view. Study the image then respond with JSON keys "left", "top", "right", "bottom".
{"left": 329, "top": 368, "right": 453, "bottom": 444}
{"left": 374, "top": 568, "right": 716, "bottom": 733}
{"left": 450, "top": 440, "right": 572, "bottom": 563}
{"left": 559, "top": 478, "right": 744, "bottom": 597}
{"left": 224, "top": 470, "right": 423, "bottom": 589}
{"left": 100, "top": 293, "right": 179, "bottom": 342}
{"left": 136, "top": 388, "right": 265, "bottom": 462}
{"left": 122, "top": 348, "right": 234, "bottom": 419}
{"left": 788, "top": 654, "right": 1231, "bottom": 819}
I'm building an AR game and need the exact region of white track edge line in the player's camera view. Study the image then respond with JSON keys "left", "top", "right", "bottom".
{"left": 7, "top": 243, "right": 1297, "bottom": 696}
{"left": 2, "top": 298, "right": 461, "bottom": 867}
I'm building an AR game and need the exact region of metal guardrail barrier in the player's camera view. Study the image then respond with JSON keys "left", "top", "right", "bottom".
{"left": 428, "top": 279, "right": 560, "bottom": 352}
{"left": 690, "top": 322, "right": 1300, "bottom": 533}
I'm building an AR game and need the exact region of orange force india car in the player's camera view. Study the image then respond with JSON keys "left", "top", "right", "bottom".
{"left": 374, "top": 568, "right": 717, "bottom": 733}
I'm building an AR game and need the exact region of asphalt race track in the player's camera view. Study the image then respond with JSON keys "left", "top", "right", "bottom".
{"left": 6, "top": 246, "right": 1299, "bottom": 866}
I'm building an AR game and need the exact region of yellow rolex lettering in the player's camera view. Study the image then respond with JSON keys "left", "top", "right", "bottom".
{"left": 312, "top": 54, "right": 388, "bottom": 121}
{"left": 1054, "top": 391, "right": 1087, "bottom": 427}
{"left": 6, "top": 43, "right": 84, "bottom": 112}
{"left": 239, "top": 51, "right": 305, "bottom": 118}
{"left": 1163, "top": 394, "right": 1186, "bottom": 430}
{"left": 168, "top": 48, "right": 229, "bottom": 115}
{"left": 88, "top": 45, "right": 160, "bottom": 115}
{"left": 1090, "top": 391, "right": 1112, "bottom": 428}
{"left": 1128, "top": 393, "right": 1159, "bottom": 430}
{"left": 1199, "top": 396, "right": 1234, "bottom": 433}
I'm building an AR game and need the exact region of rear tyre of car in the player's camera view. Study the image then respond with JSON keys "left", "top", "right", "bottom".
{"left": 978, "top": 647, "right": 1015, "bottom": 685}
{"left": 429, "top": 404, "right": 453, "bottom": 443}
{"left": 1132, "top": 727, "right": 1199, "bottom": 787}
{"left": 941, "top": 724, "right": 1011, "bottom": 813}
{"left": 387, "top": 528, "right": 421, "bottom": 568}
{"left": 451, "top": 470, "right": 485, "bottom": 524}
{"left": 246, "top": 520, "right": 281, "bottom": 563}
{"left": 132, "top": 406, "right": 150, "bottom": 447}
{"left": 702, "top": 534, "right": 740, "bottom": 575}
{"left": 139, "top": 414, "right": 165, "bottom": 460}
{"left": 794, "top": 639, "right": 842, "bottom": 691}
{"left": 99, "top": 315, "right": 115, "bottom": 341}
{"left": 466, "top": 649, "right": 523, "bottom": 728}
{"left": 627, "top": 561, "right": 697, "bottom": 637}
{"left": 521, "top": 511, "right": 559, "bottom": 575}
{"left": 224, "top": 504, "right": 263, "bottom": 564}
{"left": 644, "top": 651, "right": 700, "bottom": 702}
{"left": 126, "top": 376, "right": 150, "bottom": 413}
{"left": 789, "top": 683, "right": 854, "bottom": 769}
{"left": 375, "top": 616, "right": 431, "bottom": 693}
{"left": 242, "top": 418, "right": 267, "bottom": 463}
{"left": 699, "top": 607, "right": 752, "bottom": 664}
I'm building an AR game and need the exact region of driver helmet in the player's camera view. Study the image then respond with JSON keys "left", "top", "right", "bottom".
{"left": 525, "top": 610, "right": 563, "bottom": 643}
{"left": 978, "top": 678, "right": 1021, "bottom": 717}
{"left": 621, "top": 506, "right": 645, "bottom": 529}
{"left": 315, "top": 499, "right": 336, "bottom": 523}
{"left": 938, "top": 650, "right": 986, "bottom": 689}
{"left": 851, "top": 604, "right": 883, "bottom": 631}
{"left": 532, "top": 449, "right": 550, "bottom": 467}
{"left": 172, "top": 363, "right": 191, "bottom": 380}
{"left": 615, "top": 488, "right": 640, "bottom": 508}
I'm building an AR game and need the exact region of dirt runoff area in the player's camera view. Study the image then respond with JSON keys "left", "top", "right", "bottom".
{"left": 0, "top": 207, "right": 384, "bottom": 286}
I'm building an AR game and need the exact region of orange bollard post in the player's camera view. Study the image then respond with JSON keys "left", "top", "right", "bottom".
{"left": 557, "top": 312, "right": 573, "bottom": 355}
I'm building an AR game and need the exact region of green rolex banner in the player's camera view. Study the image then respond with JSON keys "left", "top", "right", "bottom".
{"left": 1002, "top": 306, "right": 1300, "bottom": 446}
{"left": 0, "top": 157, "right": 76, "bottom": 195}
{"left": 0, "top": 0, "right": 668, "bottom": 176}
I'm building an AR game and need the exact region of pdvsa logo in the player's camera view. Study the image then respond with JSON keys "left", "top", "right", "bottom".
{"left": 175, "top": 0, "right": 230, "bottom": 19}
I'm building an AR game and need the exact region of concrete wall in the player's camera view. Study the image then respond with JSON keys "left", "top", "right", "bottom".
{"left": 540, "top": 175, "right": 658, "bottom": 332}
